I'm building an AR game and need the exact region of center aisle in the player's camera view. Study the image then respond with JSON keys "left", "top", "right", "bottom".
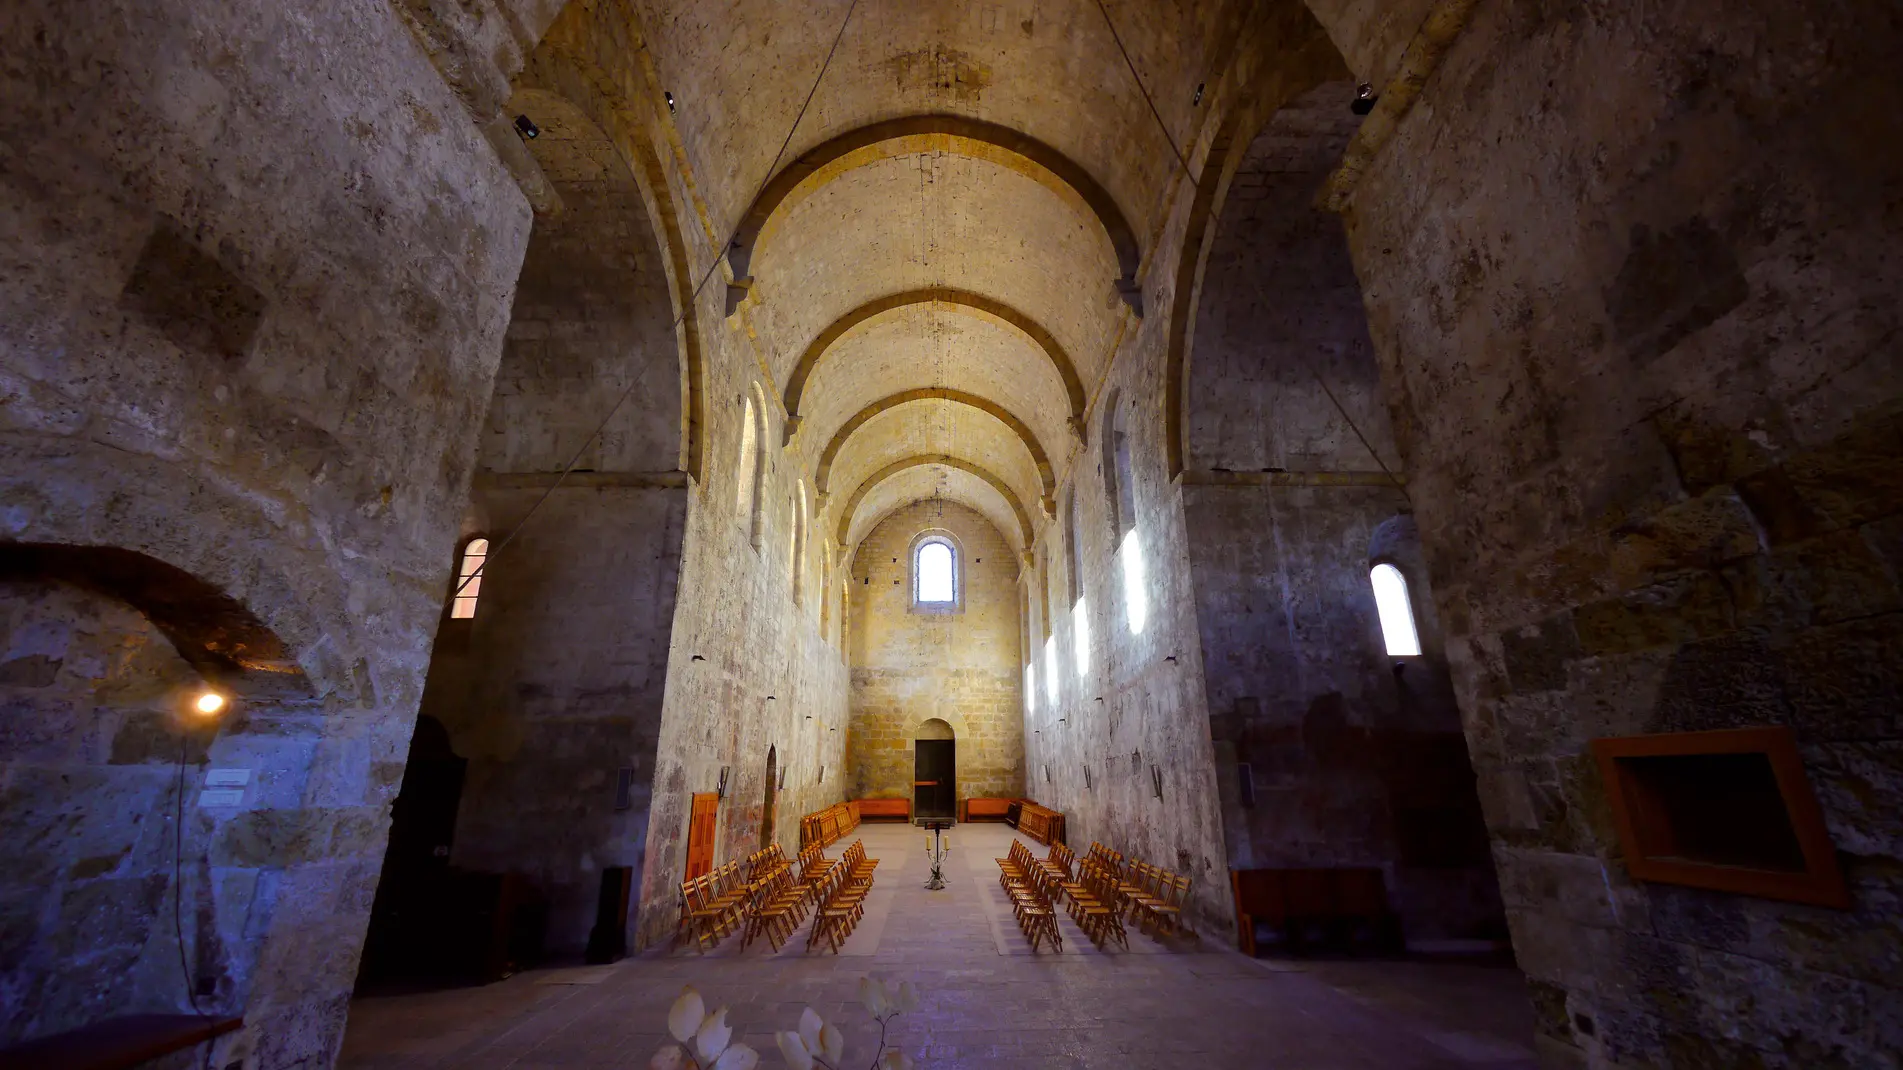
{"left": 339, "top": 820, "right": 1537, "bottom": 1069}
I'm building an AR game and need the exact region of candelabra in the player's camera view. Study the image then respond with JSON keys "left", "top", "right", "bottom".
{"left": 922, "top": 821, "right": 951, "bottom": 890}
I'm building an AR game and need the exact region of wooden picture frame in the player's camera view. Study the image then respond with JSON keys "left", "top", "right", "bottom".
{"left": 1590, "top": 726, "right": 1848, "bottom": 908}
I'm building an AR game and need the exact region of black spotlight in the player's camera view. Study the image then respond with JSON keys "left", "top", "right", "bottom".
{"left": 513, "top": 114, "right": 539, "bottom": 139}
{"left": 1351, "top": 83, "right": 1377, "bottom": 115}
{"left": 665, "top": 91, "right": 676, "bottom": 114}
{"left": 1192, "top": 82, "right": 1205, "bottom": 106}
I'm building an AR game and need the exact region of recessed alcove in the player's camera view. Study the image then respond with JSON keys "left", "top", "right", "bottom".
{"left": 1591, "top": 727, "right": 1847, "bottom": 908}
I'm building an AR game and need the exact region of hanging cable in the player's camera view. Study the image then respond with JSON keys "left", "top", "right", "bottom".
{"left": 1092, "top": 0, "right": 1196, "bottom": 181}
{"left": 452, "top": 0, "right": 863, "bottom": 600}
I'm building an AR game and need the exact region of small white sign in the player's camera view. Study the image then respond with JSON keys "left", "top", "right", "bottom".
{"left": 204, "top": 768, "right": 252, "bottom": 788}
{"left": 198, "top": 789, "right": 246, "bottom": 808}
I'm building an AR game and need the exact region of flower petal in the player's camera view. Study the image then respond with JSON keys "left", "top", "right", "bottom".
{"left": 858, "top": 976, "right": 889, "bottom": 1018}
{"left": 896, "top": 981, "right": 919, "bottom": 1014}
{"left": 695, "top": 1007, "right": 732, "bottom": 1061}
{"left": 798, "top": 1007, "right": 824, "bottom": 1052}
{"left": 649, "top": 1044, "right": 685, "bottom": 1070}
{"left": 667, "top": 988, "right": 705, "bottom": 1043}
{"left": 820, "top": 1022, "right": 845, "bottom": 1064}
{"left": 776, "top": 1031, "right": 814, "bottom": 1070}
{"left": 713, "top": 1042, "right": 759, "bottom": 1070}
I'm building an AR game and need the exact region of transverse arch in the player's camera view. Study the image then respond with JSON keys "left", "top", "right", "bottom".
{"left": 835, "top": 455, "right": 1032, "bottom": 550}
{"left": 782, "top": 289, "right": 1086, "bottom": 441}
{"left": 724, "top": 116, "right": 1142, "bottom": 315}
{"left": 814, "top": 389, "right": 1054, "bottom": 500}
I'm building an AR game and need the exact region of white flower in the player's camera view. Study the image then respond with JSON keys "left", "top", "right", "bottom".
{"left": 820, "top": 1022, "right": 845, "bottom": 1064}
{"left": 667, "top": 987, "right": 705, "bottom": 1044}
{"left": 712, "top": 1042, "right": 759, "bottom": 1070}
{"left": 695, "top": 1007, "right": 733, "bottom": 1062}
{"left": 858, "top": 976, "right": 889, "bottom": 1018}
{"left": 776, "top": 1030, "right": 814, "bottom": 1070}
{"left": 878, "top": 1051, "right": 915, "bottom": 1070}
{"left": 798, "top": 1007, "right": 824, "bottom": 1053}
{"left": 649, "top": 1044, "right": 685, "bottom": 1070}
{"left": 895, "top": 981, "right": 919, "bottom": 1014}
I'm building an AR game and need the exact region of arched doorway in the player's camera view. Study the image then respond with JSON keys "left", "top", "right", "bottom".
{"left": 761, "top": 745, "right": 778, "bottom": 848}
{"left": 914, "top": 718, "right": 955, "bottom": 821}
{"left": 356, "top": 715, "right": 468, "bottom": 988}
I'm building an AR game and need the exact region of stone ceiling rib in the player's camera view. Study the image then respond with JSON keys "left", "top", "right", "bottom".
{"left": 724, "top": 115, "right": 1142, "bottom": 313}
{"left": 836, "top": 455, "right": 1031, "bottom": 550}
{"left": 813, "top": 389, "right": 1054, "bottom": 499}
{"left": 783, "top": 288, "right": 1086, "bottom": 442}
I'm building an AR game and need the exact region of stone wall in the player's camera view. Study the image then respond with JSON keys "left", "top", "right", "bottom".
{"left": 1339, "top": 0, "right": 1903, "bottom": 1063}
{"left": 1180, "top": 82, "right": 1502, "bottom": 943}
{"left": 0, "top": 0, "right": 529, "bottom": 1060}
{"left": 846, "top": 501, "right": 1024, "bottom": 806}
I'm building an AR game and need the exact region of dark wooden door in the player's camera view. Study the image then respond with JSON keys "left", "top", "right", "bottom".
{"left": 685, "top": 793, "right": 720, "bottom": 880}
{"left": 915, "top": 740, "right": 955, "bottom": 820}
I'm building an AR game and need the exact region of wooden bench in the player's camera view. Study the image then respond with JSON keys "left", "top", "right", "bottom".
{"left": 0, "top": 1014, "right": 242, "bottom": 1070}
{"left": 1230, "top": 867, "right": 1401, "bottom": 956}
{"left": 961, "top": 797, "right": 1016, "bottom": 822}
{"left": 800, "top": 802, "right": 861, "bottom": 848}
{"left": 1017, "top": 802, "right": 1065, "bottom": 846}
{"left": 854, "top": 797, "right": 911, "bottom": 822}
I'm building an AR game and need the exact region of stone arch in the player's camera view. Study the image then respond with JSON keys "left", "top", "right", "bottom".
{"left": 1163, "top": 18, "right": 1349, "bottom": 478}
{"left": 782, "top": 288, "right": 1086, "bottom": 441}
{"left": 514, "top": 9, "right": 708, "bottom": 481}
{"left": 913, "top": 711, "right": 968, "bottom": 742}
{"left": 834, "top": 455, "right": 1033, "bottom": 550}
{"left": 724, "top": 116, "right": 1143, "bottom": 314}
{"left": 814, "top": 389, "right": 1054, "bottom": 498}
{"left": 916, "top": 717, "right": 955, "bottom": 741}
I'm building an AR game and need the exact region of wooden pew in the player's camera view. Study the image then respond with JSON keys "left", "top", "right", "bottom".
{"left": 1230, "top": 867, "right": 1401, "bottom": 955}
{"left": 854, "top": 797, "right": 911, "bottom": 822}
{"left": 961, "top": 797, "right": 1016, "bottom": 822}
{"left": 1017, "top": 802, "right": 1065, "bottom": 846}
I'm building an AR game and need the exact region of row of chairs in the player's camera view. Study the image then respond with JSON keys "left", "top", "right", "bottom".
{"left": 996, "top": 839, "right": 1062, "bottom": 952}
{"left": 1059, "top": 855, "right": 1130, "bottom": 949}
{"left": 1085, "top": 843, "right": 1191, "bottom": 938}
{"left": 800, "top": 802, "right": 860, "bottom": 849}
{"left": 677, "top": 860, "right": 752, "bottom": 952}
{"left": 808, "top": 840, "right": 878, "bottom": 953}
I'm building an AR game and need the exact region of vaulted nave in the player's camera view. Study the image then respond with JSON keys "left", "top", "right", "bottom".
{"left": 2, "top": 0, "right": 1899, "bottom": 1068}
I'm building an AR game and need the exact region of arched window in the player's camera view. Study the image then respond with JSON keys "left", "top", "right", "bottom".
{"left": 449, "top": 537, "right": 488, "bottom": 619}
{"left": 1102, "top": 391, "right": 1137, "bottom": 537}
{"left": 736, "top": 393, "right": 759, "bottom": 516}
{"left": 1370, "top": 563, "right": 1422, "bottom": 656}
{"left": 914, "top": 536, "right": 957, "bottom": 606}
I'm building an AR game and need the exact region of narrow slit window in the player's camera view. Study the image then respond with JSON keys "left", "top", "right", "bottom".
{"left": 1371, "top": 563, "right": 1422, "bottom": 656}
{"left": 450, "top": 538, "right": 488, "bottom": 619}
{"left": 915, "top": 538, "right": 956, "bottom": 605}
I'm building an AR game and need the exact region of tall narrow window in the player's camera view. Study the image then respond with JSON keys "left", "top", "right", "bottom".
{"left": 792, "top": 482, "right": 809, "bottom": 600}
{"left": 1065, "top": 492, "right": 1081, "bottom": 605}
{"left": 736, "top": 394, "right": 759, "bottom": 516}
{"left": 1073, "top": 597, "right": 1090, "bottom": 677}
{"left": 914, "top": 537, "right": 956, "bottom": 606}
{"left": 1024, "top": 662, "right": 1036, "bottom": 715}
{"left": 1102, "top": 391, "right": 1137, "bottom": 536}
{"left": 1371, "top": 563, "right": 1422, "bottom": 656}
{"left": 450, "top": 538, "right": 488, "bottom": 619}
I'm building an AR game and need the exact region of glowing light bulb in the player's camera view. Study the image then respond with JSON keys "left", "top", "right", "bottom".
{"left": 194, "top": 691, "right": 226, "bottom": 716}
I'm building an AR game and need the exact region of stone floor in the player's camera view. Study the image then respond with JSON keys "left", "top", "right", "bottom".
{"left": 339, "top": 823, "right": 1536, "bottom": 1069}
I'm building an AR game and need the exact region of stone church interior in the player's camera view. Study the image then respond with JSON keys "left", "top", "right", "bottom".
{"left": 1, "top": 0, "right": 1898, "bottom": 1067}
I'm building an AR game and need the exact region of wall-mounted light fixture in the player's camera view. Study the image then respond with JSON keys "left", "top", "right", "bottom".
{"left": 513, "top": 114, "right": 539, "bottom": 139}
{"left": 665, "top": 91, "right": 677, "bottom": 114}
{"left": 1351, "top": 83, "right": 1378, "bottom": 115}
{"left": 717, "top": 766, "right": 730, "bottom": 799}
{"left": 1151, "top": 765, "right": 1163, "bottom": 800}
{"left": 779, "top": 766, "right": 787, "bottom": 790}
{"left": 192, "top": 690, "right": 227, "bottom": 717}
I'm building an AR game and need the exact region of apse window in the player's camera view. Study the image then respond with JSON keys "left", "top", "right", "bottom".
{"left": 450, "top": 538, "right": 488, "bottom": 619}
{"left": 1370, "top": 563, "right": 1421, "bottom": 656}
{"left": 914, "top": 537, "right": 957, "bottom": 607}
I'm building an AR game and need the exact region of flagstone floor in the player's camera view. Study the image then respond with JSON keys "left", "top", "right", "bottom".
{"left": 338, "top": 822, "right": 1537, "bottom": 1069}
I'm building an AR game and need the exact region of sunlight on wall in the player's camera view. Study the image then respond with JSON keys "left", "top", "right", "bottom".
{"left": 1044, "top": 635, "right": 1059, "bottom": 704}
{"left": 1120, "top": 528, "right": 1147, "bottom": 635}
{"left": 1024, "top": 662, "right": 1036, "bottom": 715}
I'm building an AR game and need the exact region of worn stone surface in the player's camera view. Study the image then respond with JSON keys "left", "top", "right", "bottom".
{"left": 846, "top": 500, "right": 1024, "bottom": 804}
{"left": 1345, "top": 0, "right": 1903, "bottom": 1064}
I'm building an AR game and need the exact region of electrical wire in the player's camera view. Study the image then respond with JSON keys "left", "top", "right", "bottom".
{"left": 453, "top": 0, "right": 864, "bottom": 600}
{"left": 1092, "top": 0, "right": 1196, "bottom": 181}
